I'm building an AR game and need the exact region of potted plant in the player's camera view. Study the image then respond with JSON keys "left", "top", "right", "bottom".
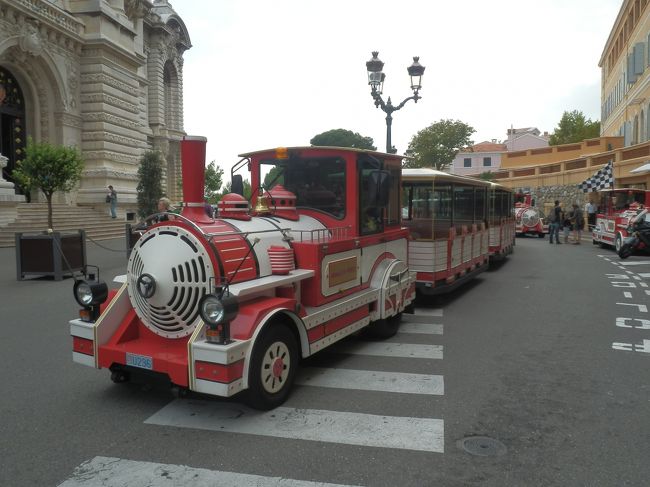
{"left": 13, "top": 138, "right": 86, "bottom": 280}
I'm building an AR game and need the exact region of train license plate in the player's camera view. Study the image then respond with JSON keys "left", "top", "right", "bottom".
{"left": 126, "top": 352, "right": 153, "bottom": 370}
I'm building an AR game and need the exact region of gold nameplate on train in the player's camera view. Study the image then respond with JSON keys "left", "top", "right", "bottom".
{"left": 328, "top": 256, "right": 358, "bottom": 287}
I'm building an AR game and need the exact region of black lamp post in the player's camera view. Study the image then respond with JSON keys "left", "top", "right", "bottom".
{"left": 366, "top": 51, "right": 425, "bottom": 153}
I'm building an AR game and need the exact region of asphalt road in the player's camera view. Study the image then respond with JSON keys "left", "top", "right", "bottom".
{"left": 0, "top": 235, "right": 648, "bottom": 487}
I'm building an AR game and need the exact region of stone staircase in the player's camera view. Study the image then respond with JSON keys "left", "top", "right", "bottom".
{"left": 0, "top": 203, "right": 129, "bottom": 248}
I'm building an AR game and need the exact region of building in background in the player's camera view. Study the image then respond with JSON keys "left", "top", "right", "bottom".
{"left": 450, "top": 127, "right": 549, "bottom": 176}
{"left": 600, "top": 0, "right": 650, "bottom": 147}
{"left": 0, "top": 0, "right": 190, "bottom": 220}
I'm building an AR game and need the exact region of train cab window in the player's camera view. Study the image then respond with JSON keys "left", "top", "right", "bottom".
{"left": 260, "top": 157, "right": 346, "bottom": 219}
{"left": 358, "top": 157, "right": 387, "bottom": 235}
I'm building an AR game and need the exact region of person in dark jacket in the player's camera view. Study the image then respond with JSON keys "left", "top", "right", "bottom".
{"left": 548, "top": 200, "right": 563, "bottom": 244}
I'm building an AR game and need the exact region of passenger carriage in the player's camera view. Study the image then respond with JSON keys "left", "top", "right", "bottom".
{"left": 401, "top": 168, "right": 492, "bottom": 295}
{"left": 592, "top": 188, "right": 650, "bottom": 251}
{"left": 488, "top": 182, "right": 515, "bottom": 260}
{"left": 69, "top": 139, "right": 415, "bottom": 410}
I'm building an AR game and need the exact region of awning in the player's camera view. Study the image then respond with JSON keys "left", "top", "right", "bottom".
{"left": 630, "top": 162, "right": 650, "bottom": 174}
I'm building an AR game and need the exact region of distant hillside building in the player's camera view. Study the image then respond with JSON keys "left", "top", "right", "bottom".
{"left": 504, "top": 127, "right": 549, "bottom": 151}
{"left": 450, "top": 127, "right": 548, "bottom": 176}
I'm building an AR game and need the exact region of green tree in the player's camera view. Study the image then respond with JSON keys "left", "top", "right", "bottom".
{"left": 217, "top": 179, "right": 252, "bottom": 200}
{"left": 479, "top": 171, "right": 495, "bottom": 181}
{"left": 548, "top": 110, "right": 600, "bottom": 145}
{"left": 404, "top": 119, "right": 475, "bottom": 170}
{"left": 136, "top": 150, "right": 164, "bottom": 219}
{"left": 13, "top": 138, "right": 84, "bottom": 230}
{"left": 310, "top": 129, "right": 376, "bottom": 150}
{"left": 204, "top": 161, "right": 224, "bottom": 203}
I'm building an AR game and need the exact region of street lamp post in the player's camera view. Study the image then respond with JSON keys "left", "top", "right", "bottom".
{"left": 366, "top": 51, "right": 425, "bottom": 153}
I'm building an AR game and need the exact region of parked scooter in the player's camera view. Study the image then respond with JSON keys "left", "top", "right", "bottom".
{"left": 618, "top": 209, "right": 650, "bottom": 259}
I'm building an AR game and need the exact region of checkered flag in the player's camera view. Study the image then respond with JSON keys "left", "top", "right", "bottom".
{"left": 579, "top": 161, "right": 614, "bottom": 192}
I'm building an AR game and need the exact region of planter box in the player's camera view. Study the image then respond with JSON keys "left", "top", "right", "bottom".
{"left": 16, "top": 230, "right": 87, "bottom": 281}
{"left": 125, "top": 223, "right": 142, "bottom": 259}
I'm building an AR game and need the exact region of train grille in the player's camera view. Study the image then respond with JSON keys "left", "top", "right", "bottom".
{"left": 127, "top": 226, "right": 214, "bottom": 339}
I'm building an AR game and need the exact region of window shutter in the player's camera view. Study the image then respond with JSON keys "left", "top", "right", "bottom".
{"left": 634, "top": 42, "right": 645, "bottom": 75}
{"left": 628, "top": 54, "right": 638, "bottom": 83}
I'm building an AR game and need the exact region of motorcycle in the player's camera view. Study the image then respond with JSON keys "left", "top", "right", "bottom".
{"left": 618, "top": 209, "right": 650, "bottom": 259}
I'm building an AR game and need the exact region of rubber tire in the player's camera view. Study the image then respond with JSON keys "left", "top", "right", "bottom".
{"left": 367, "top": 312, "right": 402, "bottom": 339}
{"left": 538, "top": 233, "right": 545, "bottom": 238}
{"left": 618, "top": 244, "right": 634, "bottom": 259}
{"left": 244, "top": 324, "right": 299, "bottom": 410}
{"left": 615, "top": 234, "right": 622, "bottom": 253}
{"left": 110, "top": 369, "right": 130, "bottom": 384}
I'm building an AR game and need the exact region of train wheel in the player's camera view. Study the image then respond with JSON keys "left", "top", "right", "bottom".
{"left": 367, "top": 313, "right": 402, "bottom": 339}
{"left": 110, "top": 369, "right": 130, "bottom": 384}
{"left": 245, "top": 324, "right": 298, "bottom": 410}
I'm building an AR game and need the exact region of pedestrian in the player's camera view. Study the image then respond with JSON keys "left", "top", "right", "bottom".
{"left": 585, "top": 199, "right": 596, "bottom": 230}
{"left": 570, "top": 203, "right": 584, "bottom": 244}
{"left": 155, "top": 197, "right": 172, "bottom": 223}
{"left": 562, "top": 215, "right": 572, "bottom": 243}
{"left": 204, "top": 198, "right": 214, "bottom": 218}
{"left": 107, "top": 185, "right": 117, "bottom": 218}
{"left": 548, "top": 200, "right": 563, "bottom": 244}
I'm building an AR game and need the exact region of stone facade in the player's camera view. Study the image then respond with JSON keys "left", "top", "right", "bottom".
{"left": 0, "top": 0, "right": 189, "bottom": 218}
{"left": 516, "top": 184, "right": 590, "bottom": 218}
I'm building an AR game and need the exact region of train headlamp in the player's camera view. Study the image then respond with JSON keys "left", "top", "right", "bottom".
{"left": 73, "top": 272, "right": 108, "bottom": 322}
{"left": 199, "top": 291, "right": 238, "bottom": 326}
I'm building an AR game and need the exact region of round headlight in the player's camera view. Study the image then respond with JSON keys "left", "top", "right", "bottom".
{"left": 75, "top": 281, "right": 93, "bottom": 306}
{"left": 73, "top": 279, "right": 109, "bottom": 307}
{"left": 200, "top": 294, "right": 225, "bottom": 325}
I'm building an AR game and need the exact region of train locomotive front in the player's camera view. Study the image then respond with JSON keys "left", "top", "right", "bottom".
{"left": 70, "top": 138, "right": 415, "bottom": 409}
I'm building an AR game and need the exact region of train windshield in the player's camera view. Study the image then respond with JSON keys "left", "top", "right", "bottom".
{"left": 598, "top": 190, "right": 646, "bottom": 213}
{"left": 260, "top": 156, "right": 346, "bottom": 219}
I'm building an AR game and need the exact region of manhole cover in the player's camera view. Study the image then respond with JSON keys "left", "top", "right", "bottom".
{"left": 458, "top": 436, "right": 507, "bottom": 456}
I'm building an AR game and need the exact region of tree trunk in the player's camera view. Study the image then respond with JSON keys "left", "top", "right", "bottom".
{"left": 46, "top": 193, "right": 53, "bottom": 230}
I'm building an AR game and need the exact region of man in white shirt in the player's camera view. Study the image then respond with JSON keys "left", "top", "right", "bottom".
{"left": 585, "top": 200, "right": 596, "bottom": 230}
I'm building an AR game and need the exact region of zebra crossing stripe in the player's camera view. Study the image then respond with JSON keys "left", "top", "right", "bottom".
{"left": 333, "top": 341, "right": 443, "bottom": 359}
{"left": 58, "top": 456, "right": 360, "bottom": 487}
{"left": 399, "top": 322, "right": 443, "bottom": 335}
{"left": 413, "top": 308, "right": 443, "bottom": 317}
{"left": 145, "top": 401, "right": 444, "bottom": 453}
{"left": 296, "top": 367, "right": 444, "bottom": 395}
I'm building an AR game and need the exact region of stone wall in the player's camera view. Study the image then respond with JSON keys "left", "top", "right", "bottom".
{"left": 516, "top": 184, "right": 589, "bottom": 217}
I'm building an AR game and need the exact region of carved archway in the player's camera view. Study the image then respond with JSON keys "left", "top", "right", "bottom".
{"left": 0, "top": 67, "right": 26, "bottom": 191}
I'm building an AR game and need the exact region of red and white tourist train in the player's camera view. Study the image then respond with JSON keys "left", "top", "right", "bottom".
{"left": 514, "top": 192, "right": 548, "bottom": 238}
{"left": 69, "top": 138, "right": 416, "bottom": 410}
{"left": 592, "top": 188, "right": 650, "bottom": 251}
{"left": 401, "top": 169, "right": 514, "bottom": 295}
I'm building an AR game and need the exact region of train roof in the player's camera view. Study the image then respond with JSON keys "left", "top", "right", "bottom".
{"left": 238, "top": 146, "right": 404, "bottom": 161}
{"left": 401, "top": 168, "right": 491, "bottom": 186}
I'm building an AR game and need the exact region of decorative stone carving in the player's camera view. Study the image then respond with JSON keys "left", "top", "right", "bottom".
{"left": 19, "top": 21, "right": 44, "bottom": 57}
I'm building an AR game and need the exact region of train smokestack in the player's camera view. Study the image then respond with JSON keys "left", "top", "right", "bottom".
{"left": 180, "top": 135, "right": 211, "bottom": 222}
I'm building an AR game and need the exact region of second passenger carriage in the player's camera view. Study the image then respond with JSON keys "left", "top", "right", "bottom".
{"left": 401, "top": 169, "right": 514, "bottom": 295}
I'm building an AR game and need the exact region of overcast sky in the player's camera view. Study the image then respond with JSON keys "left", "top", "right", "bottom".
{"left": 175, "top": 0, "right": 623, "bottom": 182}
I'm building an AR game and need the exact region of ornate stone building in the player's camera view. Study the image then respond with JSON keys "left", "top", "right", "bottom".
{"left": 0, "top": 0, "right": 190, "bottom": 217}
